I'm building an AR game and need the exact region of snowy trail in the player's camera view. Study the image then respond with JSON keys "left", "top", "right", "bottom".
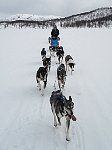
{"left": 0, "top": 27, "right": 112, "bottom": 150}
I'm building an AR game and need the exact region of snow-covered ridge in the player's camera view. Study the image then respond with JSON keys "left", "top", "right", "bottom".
{"left": 62, "top": 7, "right": 112, "bottom": 22}
{"left": 0, "top": 14, "right": 62, "bottom": 21}
{"left": 0, "top": 7, "right": 112, "bottom": 28}
{"left": 0, "top": 7, "right": 112, "bottom": 22}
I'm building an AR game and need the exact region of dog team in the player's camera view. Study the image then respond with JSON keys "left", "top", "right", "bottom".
{"left": 36, "top": 25, "right": 77, "bottom": 141}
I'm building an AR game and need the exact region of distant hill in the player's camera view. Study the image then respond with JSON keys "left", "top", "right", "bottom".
{"left": 0, "top": 14, "right": 61, "bottom": 22}
{"left": 58, "top": 7, "right": 112, "bottom": 27}
{"left": 0, "top": 7, "right": 112, "bottom": 28}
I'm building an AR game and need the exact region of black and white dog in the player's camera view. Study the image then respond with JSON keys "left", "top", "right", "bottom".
{"left": 36, "top": 66, "right": 48, "bottom": 95}
{"left": 50, "top": 90, "right": 76, "bottom": 141}
{"left": 43, "top": 56, "right": 51, "bottom": 71}
{"left": 41, "top": 48, "right": 46, "bottom": 61}
{"left": 56, "top": 46, "right": 64, "bottom": 64}
{"left": 57, "top": 64, "right": 66, "bottom": 90}
{"left": 49, "top": 46, "right": 58, "bottom": 57}
{"left": 65, "top": 55, "right": 76, "bottom": 74}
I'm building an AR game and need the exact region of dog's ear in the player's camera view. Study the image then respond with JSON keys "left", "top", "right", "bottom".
{"left": 69, "top": 96, "right": 72, "bottom": 102}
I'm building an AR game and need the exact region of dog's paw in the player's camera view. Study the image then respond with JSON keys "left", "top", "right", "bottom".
{"left": 54, "top": 123, "right": 57, "bottom": 127}
{"left": 58, "top": 122, "right": 61, "bottom": 126}
{"left": 39, "top": 88, "right": 41, "bottom": 91}
{"left": 66, "top": 137, "right": 71, "bottom": 141}
{"left": 71, "top": 115, "right": 77, "bottom": 121}
{"left": 41, "top": 93, "right": 44, "bottom": 96}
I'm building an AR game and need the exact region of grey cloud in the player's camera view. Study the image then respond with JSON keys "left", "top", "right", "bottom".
{"left": 0, "top": 0, "right": 112, "bottom": 17}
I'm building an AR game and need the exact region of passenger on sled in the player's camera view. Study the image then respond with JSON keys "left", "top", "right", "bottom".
{"left": 49, "top": 25, "right": 60, "bottom": 55}
{"left": 49, "top": 37, "right": 59, "bottom": 54}
{"left": 51, "top": 38, "right": 59, "bottom": 47}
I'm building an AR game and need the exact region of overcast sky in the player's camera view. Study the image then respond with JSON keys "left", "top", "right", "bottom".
{"left": 0, "top": 0, "right": 112, "bottom": 17}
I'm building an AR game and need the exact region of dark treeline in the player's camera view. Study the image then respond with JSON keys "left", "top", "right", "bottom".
{"left": 0, "top": 19, "right": 60, "bottom": 29}
{"left": 61, "top": 14, "right": 112, "bottom": 28}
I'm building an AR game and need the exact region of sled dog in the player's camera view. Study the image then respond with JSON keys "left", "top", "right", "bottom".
{"left": 50, "top": 90, "right": 76, "bottom": 141}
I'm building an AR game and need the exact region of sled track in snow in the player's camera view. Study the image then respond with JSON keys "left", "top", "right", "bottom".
{"left": 47, "top": 56, "right": 86, "bottom": 150}
{"left": 51, "top": 122, "right": 85, "bottom": 150}
{"left": 73, "top": 122, "right": 85, "bottom": 150}
{"left": 35, "top": 44, "right": 86, "bottom": 150}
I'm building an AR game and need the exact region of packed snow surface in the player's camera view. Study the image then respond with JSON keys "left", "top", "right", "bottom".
{"left": 0, "top": 27, "right": 112, "bottom": 150}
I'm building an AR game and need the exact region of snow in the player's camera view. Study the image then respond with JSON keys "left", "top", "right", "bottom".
{"left": 0, "top": 14, "right": 61, "bottom": 21}
{"left": 0, "top": 27, "right": 112, "bottom": 150}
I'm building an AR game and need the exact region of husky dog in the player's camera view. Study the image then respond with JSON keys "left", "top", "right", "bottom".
{"left": 56, "top": 46, "right": 64, "bottom": 64}
{"left": 50, "top": 90, "right": 76, "bottom": 141}
{"left": 49, "top": 46, "right": 59, "bottom": 57}
{"left": 43, "top": 56, "right": 51, "bottom": 71}
{"left": 36, "top": 67, "right": 48, "bottom": 94}
{"left": 41, "top": 48, "right": 46, "bottom": 61}
{"left": 57, "top": 64, "right": 66, "bottom": 90}
{"left": 65, "top": 55, "right": 76, "bottom": 74}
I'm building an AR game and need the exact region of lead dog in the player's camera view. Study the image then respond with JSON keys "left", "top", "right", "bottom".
{"left": 65, "top": 55, "right": 76, "bottom": 74}
{"left": 43, "top": 56, "right": 51, "bottom": 71}
{"left": 50, "top": 90, "right": 76, "bottom": 141}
